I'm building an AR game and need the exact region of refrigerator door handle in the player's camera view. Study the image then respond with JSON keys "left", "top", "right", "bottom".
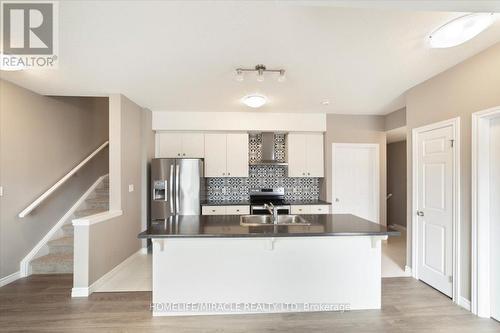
{"left": 169, "top": 164, "right": 174, "bottom": 213}
{"left": 175, "top": 164, "right": 180, "bottom": 213}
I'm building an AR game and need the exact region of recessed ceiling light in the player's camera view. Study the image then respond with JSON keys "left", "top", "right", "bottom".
{"left": 429, "top": 13, "right": 495, "bottom": 48}
{"left": 242, "top": 94, "right": 267, "bottom": 108}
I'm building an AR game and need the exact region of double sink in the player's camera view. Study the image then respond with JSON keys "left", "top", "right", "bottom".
{"left": 240, "top": 215, "right": 311, "bottom": 227}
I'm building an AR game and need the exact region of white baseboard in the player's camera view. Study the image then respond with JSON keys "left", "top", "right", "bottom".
{"left": 458, "top": 296, "right": 471, "bottom": 311}
{"left": 0, "top": 271, "right": 21, "bottom": 288}
{"left": 140, "top": 247, "right": 148, "bottom": 254}
{"left": 71, "top": 287, "right": 90, "bottom": 297}
{"left": 389, "top": 224, "right": 407, "bottom": 232}
{"left": 404, "top": 266, "right": 412, "bottom": 275}
{"left": 20, "top": 174, "right": 108, "bottom": 277}
{"left": 72, "top": 248, "right": 144, "bottom": 298}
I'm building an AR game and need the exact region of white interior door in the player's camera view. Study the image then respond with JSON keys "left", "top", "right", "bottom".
{"left": 416, "top": 125, "right": 454, "bottom": 297}
{"left": 331, "top": 143, "right": 379, "bottom": 223}
{"left": 490, "top": 117, "right": 500, "bottom": 321}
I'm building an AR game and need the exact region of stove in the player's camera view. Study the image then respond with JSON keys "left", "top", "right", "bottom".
{"left": 249, "top": 188, "right": 291, "bottom": 215}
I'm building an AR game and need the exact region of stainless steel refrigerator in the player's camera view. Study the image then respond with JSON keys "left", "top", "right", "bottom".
{"left": 151, "top": 158, "right": 203, "bottom": 220}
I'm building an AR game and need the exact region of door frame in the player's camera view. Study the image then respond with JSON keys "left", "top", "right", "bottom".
{"left": 471, "top": 106, "right": 500, "bottom": 317}
{"left": 411, "top": 117, "right": 461, "bottom": 304}
{"left": 331, "top": 143, "right": 380, "bottom": 223}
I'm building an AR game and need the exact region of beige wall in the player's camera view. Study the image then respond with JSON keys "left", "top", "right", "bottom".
{"left": 0, "top": 79, "right": 108, "bottom": 279}
{"left": 322, "top": 114, "right": 387, "bottom": 225}
{"left": 87, "top": 95, "right": 153, "bottom": 285}
{"left": 387, "top": 141, "right": 407, "bottom": 227}
{"left": 405, "top": 42, "right": 500, "bottom": 301}
{"left": 385, "top": 108, "right": 406, "bottom": 131}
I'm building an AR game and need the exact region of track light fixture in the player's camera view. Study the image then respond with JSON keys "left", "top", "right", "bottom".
{"left": 235, "top": 64, "right": 286, "bottom": 82}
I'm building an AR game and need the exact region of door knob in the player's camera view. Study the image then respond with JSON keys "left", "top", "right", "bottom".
{"left": 417, "top": 211, "right": 424, "bottom": 217}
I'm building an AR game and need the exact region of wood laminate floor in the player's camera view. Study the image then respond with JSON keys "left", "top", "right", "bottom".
{"left": 1, "top": 275, "right": 499, "bottom": 332}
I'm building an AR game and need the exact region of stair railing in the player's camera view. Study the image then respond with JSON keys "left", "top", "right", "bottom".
{"left": 18, "top": 141, "right": 109, "bottom": 218}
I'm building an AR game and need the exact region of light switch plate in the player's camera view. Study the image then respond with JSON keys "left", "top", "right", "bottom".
{"left": 128, "top": 184, "right": 134, "bottom": 192}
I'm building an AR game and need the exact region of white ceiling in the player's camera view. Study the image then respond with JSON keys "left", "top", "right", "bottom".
{"left": 1, "top": 1, "right": 500, "bottom": 114}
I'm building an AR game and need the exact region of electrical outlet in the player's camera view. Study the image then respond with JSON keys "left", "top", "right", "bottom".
{"left": 129, "top": 184, "right": 134, "bottom": 192}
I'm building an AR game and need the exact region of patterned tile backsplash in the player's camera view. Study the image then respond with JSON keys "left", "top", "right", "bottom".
{"left": 206, "top": 166, "right": 320, "bottom": 201}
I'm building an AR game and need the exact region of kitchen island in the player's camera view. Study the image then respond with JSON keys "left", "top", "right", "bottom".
{"left": 139, "top": 214, "right": 398, "bottom": 316}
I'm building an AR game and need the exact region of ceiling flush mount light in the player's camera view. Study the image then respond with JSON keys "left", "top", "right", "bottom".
{"left": 429, "top": 13, "right": 495, "bottom": 48}
{"left": 242, "top": 94, "right": 267, "bottom": 108}
{"left": 235, "top": 64, "right": 286, "bottom": 82}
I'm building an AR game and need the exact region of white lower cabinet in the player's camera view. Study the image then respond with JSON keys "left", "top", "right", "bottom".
{"left": 202, "top": 206, "right": 226, "bottom": 215}
{"left": 225, "top": 205, "right": 250, "bottom": 215}
{"left": 291, "top": 205, "right": 330, "bottom": 214}
{"left": 202, "top": 205, "right": 250, "bottom": 215}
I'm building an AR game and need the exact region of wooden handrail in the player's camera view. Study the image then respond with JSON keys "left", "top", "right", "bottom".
{"left": 18, "top": 141, "right": 109, "bottom": 218}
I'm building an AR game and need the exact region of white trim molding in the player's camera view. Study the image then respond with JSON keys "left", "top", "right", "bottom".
{"left": 411, "top": 117, "right": 461, "bottom": 305}
{"left": 471, "top": 106, "right": 500, "bottom": 317}
{"left": 459, "top": 297, "right": 472, "bottom": 312}
{"left": 19, "top": 175, "right": 108, "bottom": 278}
{"left": 0, "top": 271, "right": 21, "bottom": 288}
{"left": 72, "top": 210, "right": 122, "bottom": 227}
{"left": 71, "top": 248, "right": 143, "bottom": 297}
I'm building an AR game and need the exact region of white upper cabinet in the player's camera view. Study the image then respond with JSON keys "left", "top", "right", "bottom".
{"left": 306, "top": 133, "right": 324, "bottom": 177}
{"left": 287, "top": 133, "right": 324, "bottom": 177}
{"left": 287, "top": 133, "right": 307, "bottom": 177}
{"left": 181, "top": 133, "right": 204, "bottom": 157}
{"left": 204, "top": 133, "right": 227, "bottom": 177}
{"left": 156, "top": 132, "right": 205, "bottom": 158}
{"left": 226, "top": 133, "right": 249, "bottom": 177}
{"left": 205, "top": 133, "right": 248, "bottom": 177}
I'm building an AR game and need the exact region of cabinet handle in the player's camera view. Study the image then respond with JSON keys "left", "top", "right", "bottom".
{"left": 302, "top": 172, "right": 305, "bottom": 176}
{"left": 236, "top": 209, "right": 240, "bottom": 212}
{"left": 307, "top": 172, "right": 310, "bottom": 175}
{"left": 222, "top": 172, "right": 225, "bottom": 176}
{"left": 318, "top": 208, "right": 322, "bottom": 211}
{"left": 212, "top": 209, "right": 216, "bottom": 212}
{"left": 183, "top": 153, "right": 186, "bottom": 156}
{"left": 177, "top": 153, "right": 181, "bottom": 156}
{"left": 228, "top": 172, "right": 231, "bottom": 176}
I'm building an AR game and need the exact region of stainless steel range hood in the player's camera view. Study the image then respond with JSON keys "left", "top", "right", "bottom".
{"left": 250, "top": 132, "right": 288, "bottom": 166}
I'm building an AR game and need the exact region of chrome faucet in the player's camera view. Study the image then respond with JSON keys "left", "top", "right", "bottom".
{"left": 264, "top": 202, "right": 278, "bottom": 224}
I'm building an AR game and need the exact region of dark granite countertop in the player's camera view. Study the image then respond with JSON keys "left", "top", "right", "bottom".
{"left": 201, "top": 200, "right": 331, "bottom": 206}
{"left": 286, "top": 200, "right": 331, "bottom": 205}
{"left": 139, "top": 214, "right": 399, "bottom": 238}
{"left": 201, "top": 200, "right": 251, "bottom": 206}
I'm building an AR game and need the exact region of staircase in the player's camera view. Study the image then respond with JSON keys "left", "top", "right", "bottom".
{"left": 30, "top": 176, "right": 109, "bottom": 274}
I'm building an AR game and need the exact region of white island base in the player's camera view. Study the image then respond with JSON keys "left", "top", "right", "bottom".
{"left": 151, "top": 235, "right": 387, "bottom": 316}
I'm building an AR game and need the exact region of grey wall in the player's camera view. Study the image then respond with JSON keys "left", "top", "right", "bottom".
{"left": 88, "top": 95, "right": 152, "bottom": 285}
{"left": 322, "top": 114, "right": 387, "bottom": 225}
{"left": 405, "top": 42, "right": 500, "bottom": 301}
{"left": 0, "top": 79, "right": 108, "bottom": 279}
{"left": 387, "top": 141, "right": 407, "bottom": 227}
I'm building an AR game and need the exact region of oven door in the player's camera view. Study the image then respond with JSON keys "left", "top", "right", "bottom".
{"left": 251, "top": 205, "right": 290, "bottom": 215}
